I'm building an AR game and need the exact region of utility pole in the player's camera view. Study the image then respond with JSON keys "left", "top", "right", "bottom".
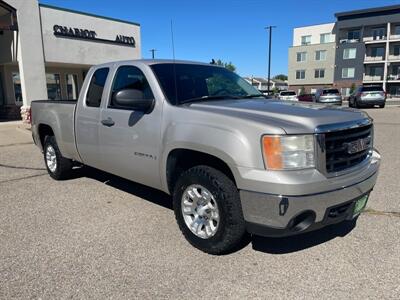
{"left": 265, "top": 26, "right": 276, "bottom": 95}
{"left": 149, "top": 49, "right": 157, "bottom": 59}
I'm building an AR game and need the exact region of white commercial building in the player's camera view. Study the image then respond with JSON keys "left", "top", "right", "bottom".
{"left": 0, "top": 0, "right": 141, "bottom": 121}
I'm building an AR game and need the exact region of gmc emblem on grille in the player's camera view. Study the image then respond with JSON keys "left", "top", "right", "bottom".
{"left": 344, "top": 137, "right": 371, "bottom": 154}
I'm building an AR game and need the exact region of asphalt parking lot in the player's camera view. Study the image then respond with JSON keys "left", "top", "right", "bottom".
{"left": 1, "top": 108, "right": 399, "bottom": 299}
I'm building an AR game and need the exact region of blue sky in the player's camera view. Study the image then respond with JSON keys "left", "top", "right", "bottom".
{"left": 40, "top": 0, "right": 400, "bottom": 77}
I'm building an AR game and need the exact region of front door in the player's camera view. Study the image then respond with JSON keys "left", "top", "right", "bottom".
{"left": 98, "top": 64, "right": 163, "bottom": 189}
{"left": 75, "top": 67, "right": 110, "bottom": 167}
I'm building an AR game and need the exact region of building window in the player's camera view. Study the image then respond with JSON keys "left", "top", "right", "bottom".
{"left": 343, "top": 48, "right": 357, "bottom": 59}
{"left": 86, "top": 68, "right": 109, "bottom": 107}
{"left": 372, "top": 27, "right": 385, "bottom": 40}
{"left": 370, "top": 66, "right": 383, "bottom": 77}
{"left": 296, "top": 70, "right": 305, "bottom": 80}
{"left": 296, "top": 52, "right": 307, "bottom": 62}
{"left": 342, "top": 68, "right": 355, "bottom": 79}
{"left": 320, "top": 33, "right": 331, "bottom": 44}
{"left": 46, "top": 73, "right": 61, "bottom": 100}
{"left": 315, "top": 50, "right": 326, "bottom": 61}
{"left": 301, "top": 35, "right": 311, "bottom": 45}
{"left": 371, "top": 47, "right": 385, "bottom": 57}
{"left": 394, "top": 45, "right": 400, "bottom": 56}
{"left": 314, "top": 69, "right": 325, "bottom": 78}
{"left": 395, "top": 25, "right": 400, "bottom": 36}
{"left": 12, "top": 72, "right": 23, "bottom": 104}
{"left": 347, "top": 30, "right": 360, "bottom": 41}
{"left": 66, "top": 74, "right": 79, "bottom": 100}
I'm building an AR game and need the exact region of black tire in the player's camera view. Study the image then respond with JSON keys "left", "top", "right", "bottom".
{"left": 173, "top": 166, "right": 246, "bottom": 255}
{"left": 348, "top": 97, "right": 353, "bottom": 108}
{"left": 379, "top": 103, "right": 385, "bottom": 108}
{"left": 43, "top": 135, "right": 73, "bottom": 180}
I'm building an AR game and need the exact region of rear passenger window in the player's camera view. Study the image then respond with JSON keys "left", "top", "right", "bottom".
{"left": 86, "top": 68, "right": 109, "bottom": 107}
{"left": 109, "top": 66, "right": 154, "bottom": 107}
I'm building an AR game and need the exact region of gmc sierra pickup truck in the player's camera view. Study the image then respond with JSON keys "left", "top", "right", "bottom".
{"left": 31, "top": 60, "right": 381, "bottom": 254}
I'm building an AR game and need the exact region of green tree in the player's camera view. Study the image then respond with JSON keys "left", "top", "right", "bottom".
{"left": 350, "top": 83, "right": 356, "bottom": 95}
{"left": 211, "top": 59, "right": 237, "bottom": 72}
{"left": 273, "top": 74, "right": 288, "bottom": 81}
{"left": 299, "top": 86, "right": 306, "bottom": 96}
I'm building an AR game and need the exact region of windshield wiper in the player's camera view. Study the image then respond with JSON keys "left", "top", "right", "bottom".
{"left": 180, "top": 95, "right": 239, "bottom": 104}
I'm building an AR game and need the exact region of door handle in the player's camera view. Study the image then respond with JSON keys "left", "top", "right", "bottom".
{"left": 101, "top": 118, "right": 115, "bottom": 127}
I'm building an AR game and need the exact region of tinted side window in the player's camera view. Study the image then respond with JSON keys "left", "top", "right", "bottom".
{"left": 110, "top": 66, "right": 153, "bottom": 107}
{"left": 86, "top": 68, "right": 109, "bottom": 107}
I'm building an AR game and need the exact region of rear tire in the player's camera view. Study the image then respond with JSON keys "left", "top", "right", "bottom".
{"left": 173, "top": 166, "right": 246, "bottom": 255}
{"left": 43, "top": 136, "right": 73, "bottom": 180}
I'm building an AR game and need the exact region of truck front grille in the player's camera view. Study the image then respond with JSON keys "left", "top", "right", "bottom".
{"left": 325, "top": 124, "right": 373, "bottom": 173}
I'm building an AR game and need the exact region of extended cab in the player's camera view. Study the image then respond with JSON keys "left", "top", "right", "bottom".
{"left": 31, "top": 60, "right": 381, "bottom": 254}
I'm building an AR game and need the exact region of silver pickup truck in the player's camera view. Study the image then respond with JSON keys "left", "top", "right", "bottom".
{"left": 31, "top": 60, "right": 381, "bottom": 254}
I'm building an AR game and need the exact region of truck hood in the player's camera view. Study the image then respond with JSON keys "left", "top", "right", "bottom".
{"left": 187, "top": 99, "right": 370, "bottom": 134}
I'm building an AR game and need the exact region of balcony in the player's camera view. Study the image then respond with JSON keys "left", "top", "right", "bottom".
{"left": 364, "top": 75, "right": 384, "bottom": 82}
{"left": 363, "top": 36, "right": 387, "bottom": 44}
{"left": 364, "top": 56, "right": 385, "bottom": 63}
{"left": 387, "top": 74, "right": 400, "bottom": 81}
{"left": 339, "top": 38, "right": 360, "bottom": 44}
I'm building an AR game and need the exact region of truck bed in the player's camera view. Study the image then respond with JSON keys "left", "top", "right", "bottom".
{"left": 31, "top": 100, "right": 80, "bottom": 162}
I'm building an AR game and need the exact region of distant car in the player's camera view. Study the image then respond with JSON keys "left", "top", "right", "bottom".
{"left": 278, "top": 91, "right": 298, "bottom": 101}
{"left": 315, "top": 88, "right": 342, "bottom": 105}
{"left": 348, "top": 85, "right": 386, "bottom": 108}
{"left": 298, "top": 94, "right": 314, "bottom": 102}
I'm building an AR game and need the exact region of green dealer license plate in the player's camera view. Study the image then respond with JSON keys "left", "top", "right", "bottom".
{"left": 353, "top": 194, "right": 369, "bottom": 217}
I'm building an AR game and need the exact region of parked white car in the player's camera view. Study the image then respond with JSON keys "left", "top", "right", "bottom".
{"left": 278, "top": 91, "right": 298, "bottom": 101}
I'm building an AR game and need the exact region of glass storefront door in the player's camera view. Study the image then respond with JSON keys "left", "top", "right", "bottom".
{"left": 46, "top": 73, "right": 62, "bottom": 100}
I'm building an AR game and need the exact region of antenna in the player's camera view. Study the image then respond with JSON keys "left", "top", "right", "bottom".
{"left": 171, "top": 20, "right": 178, "bottom": 104}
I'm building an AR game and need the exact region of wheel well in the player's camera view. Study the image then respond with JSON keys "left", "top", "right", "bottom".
{"left": 166, "top": 149, "right": 236, "bottom": 193}
{"left": 38, "top": 124, "right": 54, "bottom": 148}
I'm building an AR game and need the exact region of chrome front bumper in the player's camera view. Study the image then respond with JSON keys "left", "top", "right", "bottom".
{"left": 239, "top": 151, "right": 380, "bottom": 237}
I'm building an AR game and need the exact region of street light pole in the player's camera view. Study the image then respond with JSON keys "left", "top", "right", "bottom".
{"left": 149, "top": 49, "right": 157, "bottom": 59}
{"left": 265, "top": 26, "right": 276, "bottom": 95}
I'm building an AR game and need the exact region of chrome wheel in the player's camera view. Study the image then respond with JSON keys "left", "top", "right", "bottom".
{"left": 181, "top": 184, "right": 220, "bottom": 239}
{"left": 45, "top": 145, "right": 57, "bottom": 173}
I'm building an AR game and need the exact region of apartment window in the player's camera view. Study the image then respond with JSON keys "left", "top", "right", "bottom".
{"left": 347, "top": 30, "right": 360, "bottom": 41}
{"left": 314, "top": 69, "right": 325, "bottom": 78}
{"left": 395, "top": 25, "right": 400, "bottom": 36}
{"left": 371, "top": 47, "right": 385, "bottom": 57}
{"left": 315, "top": 50, "right": 326, "bottom": 61}
{"left": 296, "top": 52, "right": 307, "bottom": 62}
{"left": 12, "top": 72, "right": 23, "bottom": 104}
{"left": 66, "top": 74, "right": 79, "bottom": 100}
{"left": 296, "top": 70, "right": 305, "bottom": 80}
{"left": 394, "top": 45, "right": 400, "bottom": 56}
{"left": 372, "top": 27, "right": 385, "bottom": 40}
{"left": 343, "top": 48, "right": 357, "bottom": 59}
{"left": 370, "top": 66, "right": 383, "bottom": 77}
{"left": 320, "top": 33, "right": 331, "bottom": 44}
{"left": 342, "top": 68, "right": 355, "bottom": 79}
{"left": 301, "top": 35, "right": 311, "bottom": 45}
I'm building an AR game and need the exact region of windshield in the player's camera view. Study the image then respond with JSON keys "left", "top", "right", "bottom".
{"left": 151, "top": 63, "right": 262, "bottom": 104}
{"left": 280, "top": 91, "right": 296, "bottom": 96}
{"left": 323, "top": 89, "right": 339, "bottom": 94}
{"left": 361, "top": 86, "right": 383, "bottom": 92}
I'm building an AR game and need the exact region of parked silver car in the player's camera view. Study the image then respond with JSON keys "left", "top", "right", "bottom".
{"left": 315, "top": 88, "right": 342, "bottom": 105}
{"left": 349, "top": 86, "right": 386, "bottom": 108}
{"left": 278, "top": 90, "right": 298, "bottom": 101}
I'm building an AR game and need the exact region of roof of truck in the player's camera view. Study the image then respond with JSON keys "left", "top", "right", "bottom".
{"left": 99, "top": 59, "right": 222, "bottom": 67}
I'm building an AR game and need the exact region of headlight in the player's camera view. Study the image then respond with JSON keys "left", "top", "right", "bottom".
{"left": 262, "top": 135, "right": 315, "bottom": 170}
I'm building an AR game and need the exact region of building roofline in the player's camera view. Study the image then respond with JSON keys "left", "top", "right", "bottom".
{"left": 39, "top": 3, "right": 140, "bottom": 26}
{"left": 335, "top": 4, "right": 400, "bottom": 18}
{"left": 293, "top": 22, "right": 335, "bottom": 30}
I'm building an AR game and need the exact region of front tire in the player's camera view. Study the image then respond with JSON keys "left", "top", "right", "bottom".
{"left": 173, "top": 166, "right": 246, "bottom": 255}
{"left": 43, "top": 136, "right": 73, "bottom": 180}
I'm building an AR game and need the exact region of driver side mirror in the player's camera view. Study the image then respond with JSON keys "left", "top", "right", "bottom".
{"left": 113, "top": 89, "right": 155, "bottom": 113}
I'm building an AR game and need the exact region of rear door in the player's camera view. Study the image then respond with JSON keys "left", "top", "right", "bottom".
{"left": 75, "top": 67, "right": 111, "bottom": 167}
{"left": 98, "top": 63, "right": 163, "bottom": 189}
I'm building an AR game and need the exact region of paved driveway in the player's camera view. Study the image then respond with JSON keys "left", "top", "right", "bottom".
{"left": 0, "top": 108, "right": 399, "bottom": 299}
